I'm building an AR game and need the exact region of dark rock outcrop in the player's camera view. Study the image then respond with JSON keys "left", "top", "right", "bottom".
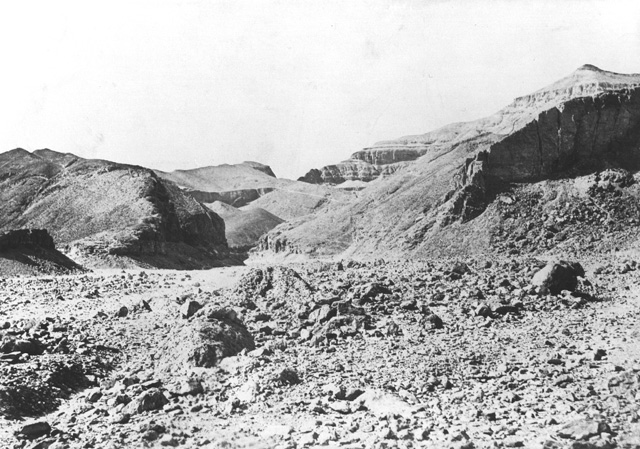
{"left": 0, "top": 229, "right": 54, "bottom": 251}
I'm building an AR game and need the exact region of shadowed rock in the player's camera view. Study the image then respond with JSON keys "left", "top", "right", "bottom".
{"left": 532, "top": 260, "right": 585, "bottom": 294}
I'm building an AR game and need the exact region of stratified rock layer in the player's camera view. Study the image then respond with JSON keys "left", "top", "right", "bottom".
{"left": 258, "top": 66, "right": 640, "bottom": 259}
{"left": 300, "top": 65, "right": 640, "bottom": 186}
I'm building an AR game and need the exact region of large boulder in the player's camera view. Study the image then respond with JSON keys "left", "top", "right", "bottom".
{"left": 156, "top": 308, "right": 254, "bottom": 372}
{"left": 233, "top": 266, "right": 313, "bottom": 304}
{"left": 531, "top": 260, "right": 585, "bottom": 294}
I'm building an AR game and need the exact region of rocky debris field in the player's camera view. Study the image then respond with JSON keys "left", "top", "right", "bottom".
{"left": 1, "top": 256, "right": 640, "bottom": 448}
{"left": 490, "top": 169, "right": 640, "bottom": 258}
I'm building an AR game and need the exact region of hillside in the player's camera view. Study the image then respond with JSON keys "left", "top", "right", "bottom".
{"left": 206, "top": 201, "right": 284, "bottom": 250}
{"left": 257, "top": 65, "right": 640, "bottom": 260}
{"left": 0, "top": 149, "right": 228, "bottom": 269}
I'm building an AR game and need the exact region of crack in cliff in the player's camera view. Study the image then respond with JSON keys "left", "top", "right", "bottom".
{"left": 591, "top": 102, "right": 602, "bottom": 157}
{"left": 556, "top": 108, "right": 562, "bottom": 164}
{"left": 534, "top": 119, "right": 544, "bottom": 175}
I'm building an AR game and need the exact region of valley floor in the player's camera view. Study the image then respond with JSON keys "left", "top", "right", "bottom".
{"left": 1, "top": 256, "right": 640, "bottom": 449}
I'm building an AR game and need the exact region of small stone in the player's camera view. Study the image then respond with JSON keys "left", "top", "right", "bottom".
{"left": 180, "top": 300, "right": 202, "bottom": 319}
{"left": 116, "top": 306, "right": 129, "bottom": 318}
{"left": 425, "top": 314, "right": 443, "bottom": 329}
{"left": 159, "top": 435, "right": 180, "bottom": 447}
{"left": 175, "top": 378, "right": 204, "bottom": 396}
{"left": 142, "top": 430, "right": 159, "bottom": 441}
{"left": 110, "top": 413, "right": 130, "bottom": 424}
{"left": 125, "top": 389, "right": 169, "bottom": 414}
{"left": 558, "top": 418, "right": 610, "bottom": 440}
{"left": 20, "top": 422, "right": 51, "bottom": 439}
{"left": 236, "top": 379, "right": 260, "bottom": 403}
{"left": 278, "top": 368, "right": 301, "bottom": 385}
{"left": 262, "top": 424, "right": 294, "bottom": 438}
{"left": 298, "top": 432, "right": 317, "bottom": 446}
{"left": 328, "top": 401, "right": 351, "bottom": 414}
{"left": 85, "top": 388, "right": 102, "bottom": 403}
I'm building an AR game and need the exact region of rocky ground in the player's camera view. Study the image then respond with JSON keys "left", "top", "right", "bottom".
{"left": 2, "top": 256, "right": 640, "bottom": 449}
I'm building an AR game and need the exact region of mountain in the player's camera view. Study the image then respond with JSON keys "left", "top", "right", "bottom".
{"left": 0, "top": 149, "right": 228, "bottom": 269}
{"left": 156, "top": 162, "right": 278, "bottom": 207}
{"left": 300, "top": 64, "right": 640, "bottom": 185}
{"left": 257, "top": 65, "right": 640, "bottom": 259}
{"left": 157, "top": 161, "right": 353, "bottom": 250}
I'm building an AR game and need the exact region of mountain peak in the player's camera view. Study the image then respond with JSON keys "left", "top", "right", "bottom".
{"left": 576, "top": 64, "right": 603, "bottom": 72}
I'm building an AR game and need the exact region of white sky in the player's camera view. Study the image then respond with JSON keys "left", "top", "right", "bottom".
{"left": 0, "top": 0, "right": 638, "bottom": 179}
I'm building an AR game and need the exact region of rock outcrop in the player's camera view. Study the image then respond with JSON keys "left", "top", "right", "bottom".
{"left": 301, "top": 64, "right": 640, "bottom": 186}
{"left": 298, "top": 159, "right": 404, "bottom": 185}
{"left": 0, "top": 149, "right": 228, "bottom": 268}
{"left": 0, "top": 229, "right": 55, "bottom": 251}
{"left": 0, "top": 229, "right": 84, "bottom": 275}
{"left": 256, "top": 65, "right": 640, "bottom": 259}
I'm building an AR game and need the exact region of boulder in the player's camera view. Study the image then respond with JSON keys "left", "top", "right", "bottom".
{"left": 156, "top": 307, "right": 254, "bottom": 372}
{"left": 532, "top": 260, "right": 585, "bottom": 294}
{"left": 124, "top": 389, "right": 169, "bottom": 414}
{"left": 180, "top": 300, "right": 202, "bottom": 319}
{"left": 19, "top": 421, "right": 51, "bottom": 439}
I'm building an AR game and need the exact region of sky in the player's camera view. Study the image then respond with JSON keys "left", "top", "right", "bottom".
{"left": 0, "top": 0, "right": 639, "bottom": 180}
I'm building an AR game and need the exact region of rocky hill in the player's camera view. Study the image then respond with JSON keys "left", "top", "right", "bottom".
{"left": 257, "top": 65, "right": 640, "bottom": 260}
{"left": 157, "top": 161, "right": 353, "bottom": 250}
{"left": 156, "top": 162, "right": 279, "bottom": 208}
{"left": 0, "top": 149, "right": 228, "bottom": 269}
{"left": 300, "top": 64, "right": 640, "bottom": 186}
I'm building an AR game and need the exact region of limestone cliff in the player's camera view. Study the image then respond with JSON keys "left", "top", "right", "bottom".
{"left": 256, "top": 65, "right": 640, "bottom": 259}
{"left": 300, "top": 65, "right": 640, "bottom": 186}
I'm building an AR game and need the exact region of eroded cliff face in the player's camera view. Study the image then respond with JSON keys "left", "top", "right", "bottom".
{"left": 256, "top": 67, "right": 640, "bottom": 260}
{"left": 298, "top": 159, "right": 405, "bottom": 185}
{"left": 300, "top": 65, "right": 640, "bottom": 186}
{"left": 434, "top": 87, "right": 640, "bottom": 228}
{"left": 486, "top": 89, "right": 640, "bottom": 181}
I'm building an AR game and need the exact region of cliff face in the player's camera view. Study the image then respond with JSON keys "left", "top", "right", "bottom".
{"left": 0, "top": 149, "right": 228, "bottom": 268}
{"left": 485, "top": 89, "right": 640, "bottom": 181}
{"left": 256, "top": 66, "right": 640, "bottom": 259}
{"left": 298, "top": 160, "right": 404, "bottom": 184}
{"left": 300, "top": 64, "right": 640, "bottom": 186}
